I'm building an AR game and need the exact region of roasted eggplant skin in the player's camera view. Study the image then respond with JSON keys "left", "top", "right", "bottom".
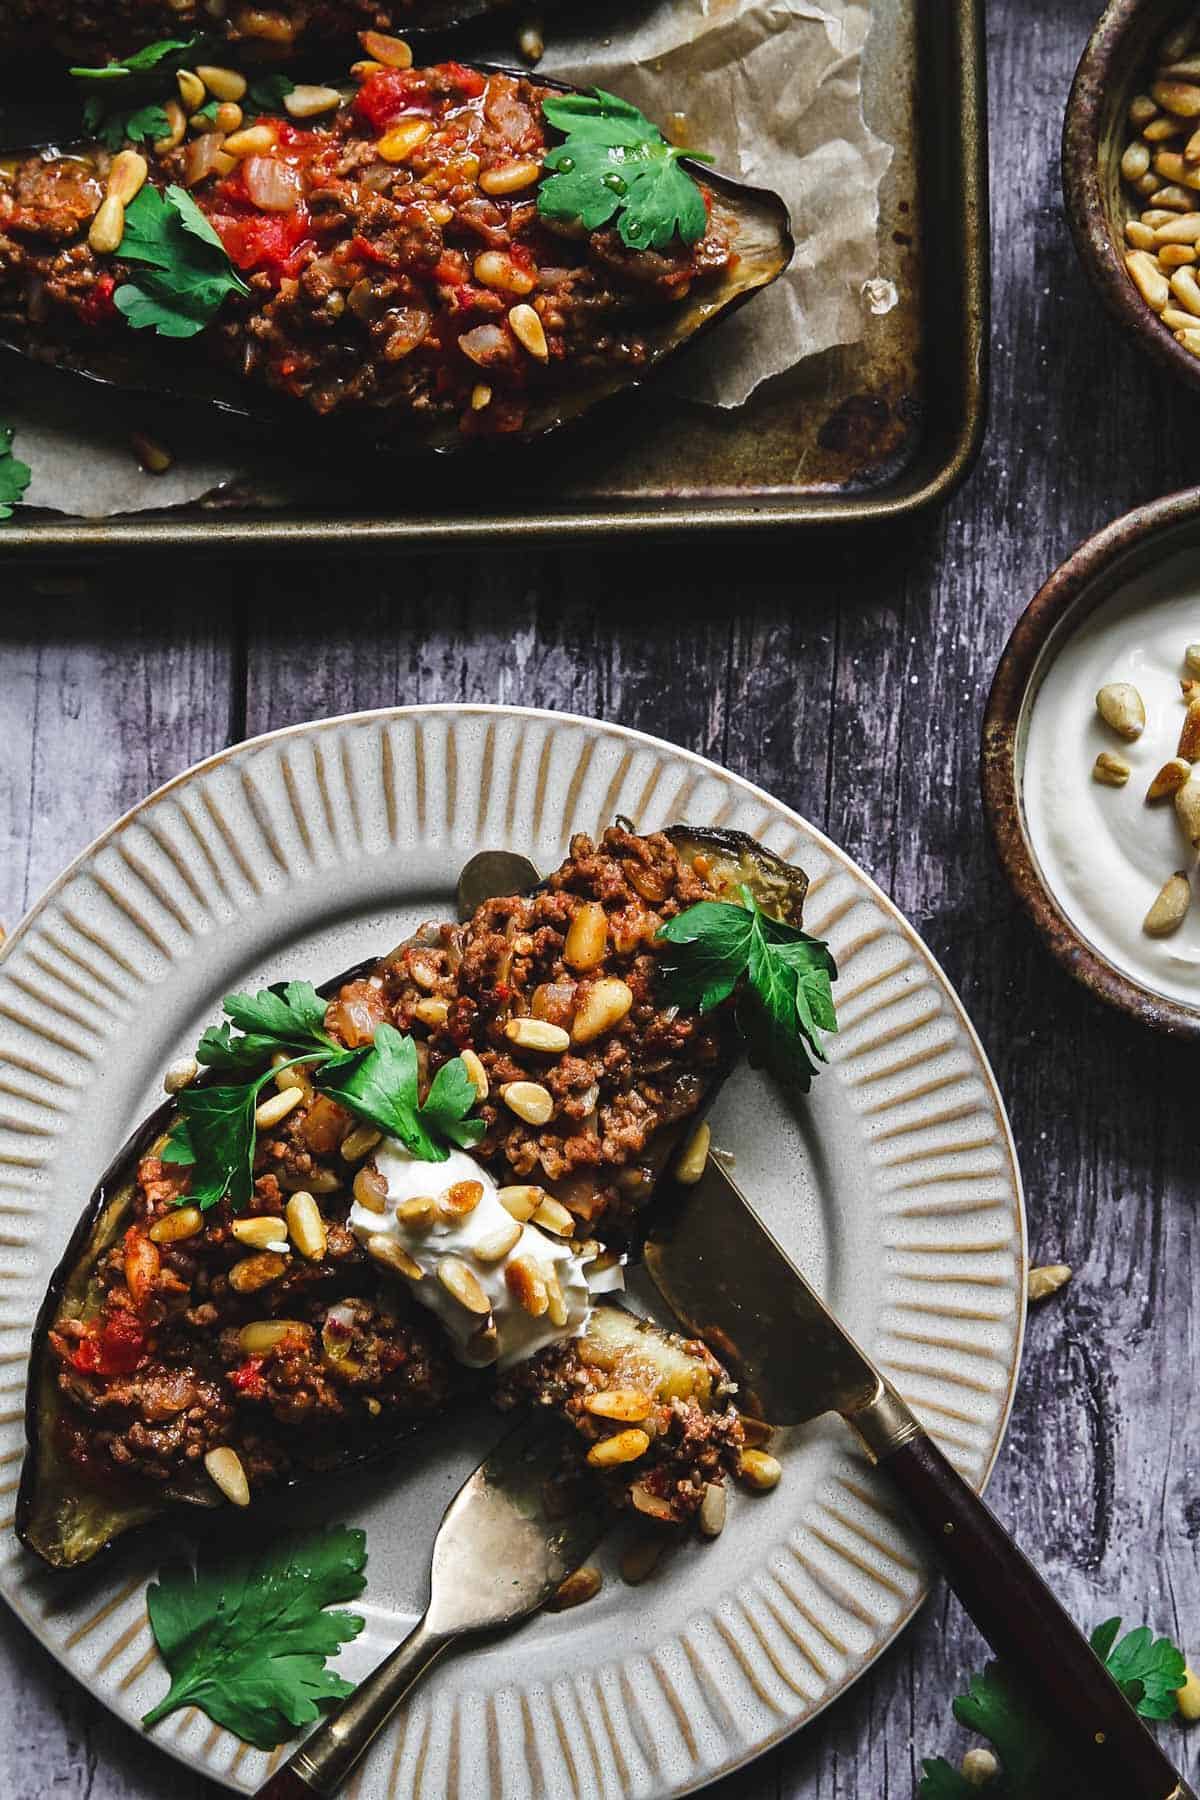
{"left": 18, "top": 826, "right": 806, "bottom": 1570}
{"left": 0, "top": 68, "right": 792, "bottom": 454}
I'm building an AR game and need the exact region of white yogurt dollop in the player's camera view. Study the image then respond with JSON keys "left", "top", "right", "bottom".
{"left": 348, "top": 1141, "right": 623, "bottom": 1371}
{"left": 1023, "top": 551, "right": 1200, "bottom": 1007}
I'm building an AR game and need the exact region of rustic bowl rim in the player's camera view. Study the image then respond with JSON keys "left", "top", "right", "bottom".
{"left": 1062, "top": 0, "right": 1200, "bottom": 393}
{"left": 981, "top": 484, "right": 1200, "bottom": 1040}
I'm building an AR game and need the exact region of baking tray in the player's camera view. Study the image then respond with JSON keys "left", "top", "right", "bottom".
{"left": 1, "top": 0, "right": 988, "bottom": 555}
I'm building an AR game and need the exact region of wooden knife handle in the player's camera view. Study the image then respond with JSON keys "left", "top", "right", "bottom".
{"left": 881, "top": 1428, "right": 1195, "bottom": 1800}
{"left": 254, "top": 1771, "right": 314, "bottom": 1800}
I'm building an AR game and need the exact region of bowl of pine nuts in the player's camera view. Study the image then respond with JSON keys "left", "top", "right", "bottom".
{"left": 1065, "top": 3, "right": 1200, "bottom": 385}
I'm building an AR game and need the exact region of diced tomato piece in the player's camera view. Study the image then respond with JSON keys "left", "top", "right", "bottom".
{"left": 443, "top": 62, "right": 486, "bottom": 99}
{"left": 354, "top": 70, "right": 429, "bottom": 133}
{"left": 210, "top": 207, "right": 313, "bottom": 282}
{"left": 69, "top": 1309, "right": 147, "bottom": 1376}
{"left": 81, "top": 273, "right": 116, "bottom": 327}
{"left": 231, "top": 1357, "right": 266, "bottom": 1398}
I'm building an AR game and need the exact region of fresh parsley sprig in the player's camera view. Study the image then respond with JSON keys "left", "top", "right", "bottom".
{"left": 919, "top": 1619, "right": 1187, "bottom": 1797}
{"left": 70, "top": 35, "right": 198, "bottom": 80}
{"left": 538, "top": 89, "right": 712, "bottom": 252}
{"left": 72, "top": 37, "right": 199, "bottom": 150}
{"left": 163, "top": 981, "right": 484, "bottom": 1207}
{"left": 114, "top": 184, "right": 250, "bottom": 339}
{"left": 142, "top": 1525, "right": 367, "bottom": 1750}
{"left": 655, "top": 887, "right": 837, "bottom": 1090}
{"left": 0, "top": 423, "right": 31, "bottom": 523}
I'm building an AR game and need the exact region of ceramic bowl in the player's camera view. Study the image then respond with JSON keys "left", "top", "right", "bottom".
{"left": 1064, "top": 0, "right": 1200, "bottom": 392}
{"left": 982, "top": 485, "right": 1200, "bottom": 1037}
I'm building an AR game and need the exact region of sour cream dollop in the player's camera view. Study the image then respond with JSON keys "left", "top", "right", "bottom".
{"left": 348, "top": 1141, "right": 623, "bottom": 1371}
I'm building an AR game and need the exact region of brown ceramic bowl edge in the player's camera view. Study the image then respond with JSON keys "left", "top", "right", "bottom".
{"left": 1062, "top": 0, "right": 1200, "bottom": 395}
{"left": 981, "top": 485, "right": 1200, "bottom": 1040}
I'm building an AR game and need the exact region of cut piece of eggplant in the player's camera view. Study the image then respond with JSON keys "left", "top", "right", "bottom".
{"left": 18, "top": 824, "right": 807, "bottom": 1569}
{"left": 0, "top": 68, "right": 792, "bottom": 454}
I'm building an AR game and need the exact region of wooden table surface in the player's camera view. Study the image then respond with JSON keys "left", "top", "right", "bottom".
{"left": 4, "top": 1, "right": 1200, "bottom": 1794}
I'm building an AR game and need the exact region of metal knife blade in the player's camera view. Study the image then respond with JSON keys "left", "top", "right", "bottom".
{"left": 641, "top": 1154, "right": 885, "bottom": 1431}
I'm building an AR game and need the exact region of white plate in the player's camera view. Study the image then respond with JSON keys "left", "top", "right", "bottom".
{"left": 0, "top": 706, "right": 1025, "bottom": 1798}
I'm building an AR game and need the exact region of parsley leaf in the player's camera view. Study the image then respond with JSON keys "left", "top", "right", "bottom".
{"left": 70, "top": 35, "right": 197, "bottom": 79}
{"left": 656, "top": 887, "right": 837, "bottom": 1090}
{"left": 539, "top": 88, "right": 711, "bottom": 252}
{"left": 918, "top": 1621, "right": 1187, "bottom": 1798}
{"left": 315, "top": 1024, "right": 485, "bottom": 1161}
{"left": 244, "top": 73, "right": 296, "bottom": 118}
{"left": 197, "top": 980, "right": 339, "bottom": 1075}
{"left": 0, "top": 423, "right": 31, "bottom": 522}
{"left": 142, "top": 1525, "right": 367, "bottom": 1750}
{"left": 82, "top": 94, "right": 172, "bottom": 150}
{"left": 114, "top": 183, "right": 249, "bottom": 339}
{"left": 162, "top": 1064, "right": 282, "bottom": 1210}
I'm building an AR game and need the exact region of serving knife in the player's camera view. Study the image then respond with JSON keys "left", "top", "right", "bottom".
{"left": 254, "top": 1415, "right": 605, "bottom": 1800}
{"left": 642, "top": 1157, "right": 1196, "bottom": 1800}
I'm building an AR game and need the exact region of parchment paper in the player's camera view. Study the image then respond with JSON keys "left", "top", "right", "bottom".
{"left": 8, "top": 0, "right": 890, "bottom": 518}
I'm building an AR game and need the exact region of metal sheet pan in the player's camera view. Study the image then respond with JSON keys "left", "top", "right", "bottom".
{"left": 1, "top": 0, "right": 988, "bottom": 555}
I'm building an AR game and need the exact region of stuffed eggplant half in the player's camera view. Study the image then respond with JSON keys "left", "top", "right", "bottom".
{"left": 19, "top": 824, "right": 815, "bottom": 1569}
{"left": 0, "top": 55, "right": 792, "bottom": 448}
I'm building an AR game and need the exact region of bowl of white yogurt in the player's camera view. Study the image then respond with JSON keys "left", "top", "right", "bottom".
{"left": 984, "top": 486, "right": 1200, "bottom": 1036}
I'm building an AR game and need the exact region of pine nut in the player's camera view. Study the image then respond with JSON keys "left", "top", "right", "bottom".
{"left": 107, "top": 149, "right": 148, "bottom": 205}
{"left": 413, "top": 997, "right": 449, "bottom": 1028}
{"left": 360, "top": 29, "right": 413, "bottom": 67}
{"left": 271, "top": 1051, "right": 310, "bottom": 1093}
{"left": 1130, "top": 93, "right": 1159, "bottom": 128}
{"left": 698, "top": 1482, "right": 727, "bottom": 1539}
{"left": 471, "top": 383, "right": 492, "bottom": 410}
{"left": 1126, "top": 220, "right": 1157, "bottom": 249}
{"left": 501, "top": 1080, "right": 554, "bottom": 1125}
{"left": 177, "top": 68, "right": 207, "bottom": 111}
{"left": 231, "top": 1216, "right": 290, "bottom": 1250}
{"left": 284, "top": 1166, "right": 339, "bottom": 1194}
{"left": 498, "top": 1184, "right": 542, "bottom": 1221}
{"left": 532, "top": 1194, "right": 575, "bottom": 1236}
{"left": 571, "top": 976, "right": 634, "bottom": 1044}
{"left": 1180, "top": 699, "right": 1200, "bottom": 758}
{"left": 629, "top": 1481, "right": 677, "bottom": 1522}
{"left": 215, "top": 102, "right": 244, "bottom": 132}
{"left": 352, "top": 1161, "right": 387, "bottom": 1208}
{"left": 509, "top": 302, "right": 548, "bottom": 359}
{"left": 254, "top": 1086, "right": 304, "bottom": 1130}
{"left": 1177, "top": 770, "right": 1200, "bottom": 845}
{"left": 284, "top": 84, "right": 342, "bottom": 119}
{"left": 1126, "top": 249, "right": 1171, "bottom": 311}
{"left": 1144, "top": 870, "right": 1191, "bottom": 936}
{"left": 238, "top": 1318, "right": 305, "bottom": 1353}
{"left": 1171, "top": 265, "right": 1200, "bottom": 315}
{"left": 1164, "top": 306, "right": 1200, "bottom": 328}
{"left": 397, "top": 1196, "right": 436, "bottom": 1228}
{"left": 163, "top": 1055, "right": 199, "bottom": 1094}
{"left": 341, "top": 1123, "right": 382, "bottom": 1163}
{"left": 1152, "top": 213, "right": 1200, "bottom": 241}
{"left": 149, "top": 1204, "right": 204, "bottom": 1244}
{"left": 961, "top": 1748, "right": 999, "bottom": 1786}
{"left": 224, "top": 123, "right": 278, "bottom": 157}
{"left": 738, "top": 1449, "right": 782, "bottom": 1491}
{"left": 1160, "top": 243, "right": 1197, "bottom": 267}
{"left": 505, "top": 1253, "right": 549, "bottom": 1315}
{"left": 564, "top": 900, "right": 607, "bottom": 971}
{"left": 204, "top": 1445, "right": 250, "bottom": 1506}
{"left": 377, "top": 119, "right": 432, "bottom": 162}
{"left": 461, "top": 1047, "right": 488, "bottom": 1100}
{"left": 1177, "top": 1665, "right": 1200, "bottom": 1722}
{"left": 548, "top": 1566, "right": 602, "bottom": 1610}
{"left": 473, "top": 1217, "right": 523, "bottom": 1261}
{"left": 518, "top": 22, "right": 545, "bottom": 62}
{"left": 587, "top": 1428, "right": 650, "bottom": 1468}
{"left": 1144, "top": 209, "right": 1180, "bottom": 226}
{"left": 674, "top": 1121, "right": 711, "bottom": 1186}
{"left": 585, "top": 1387, "right": 652, "bottom": 1423}
{"left": 505, "top": 1016, "right": 570, "bottom": 1052}
{"left": 88, "top": 194, "right": 125, "bottom": 254}
{"left": 367, "top": 1234, "right": 423, "bottom": 1279}
{"left": 1163, "top": 21, "right": 1198, "bottom": 61}
{"left": 620, "top": 1534, "right": 666, "bottom": 1582}
{"left": 1152, "top": 184, "right": 1194, "bottom": 209}
{"left": 437, "top": 1255, "right": 491, "bottom": 1314}
{"left": 740, "top": 1416, "right": 775, "bottom": 1449}
{"left": 1093, "top": 751, "right": 1131, "bottom": 786}
{"left": 236, "top": 7, "right": 297, "bottom": 42}
{"left": 1122, "top": 141, "right": 1152, "bottom": 181}
{"left": 479, "top": 158, "right": 541, "bottom": 195}
{"left": 286, "top": 1190, "right": 326, "bottom": 1260}
{"left": 1175, "top": 327, "right": 1200, "bottom": 354}
{"left": 543, "top": 1261, "right": 568, "bottom": 1327}
{"left": 1095, "top": 681, "right": 1146, "bottom": 739}
{"left": 351, "top": 59, "right": 384, "bottom": 76}
{"left": 439, "top": 1179, "right": 484, "bottom": 1219}
{"left": 228, "top": 1250, "right": 289, "bottom": 1291}
{"left": 1147, "top": 757, "right": 1190, "bottom": 800}
{"left": 154, "top": 100, "right": 187, "bottom": 154}
{"left": 1155, "top": 149, "right": 1200, "bottom": 188}
{"left": 1027, "top": 1263, "right": 1072, "bottom": 1302}
{"left": 1153, "top": 79, "right": 1200, "bottom": 118}
{"left": 474, "top": 251, "right": 536, "bottom": 295}
{"left": 197, "top": 64, "right": 247, "bottom": 101}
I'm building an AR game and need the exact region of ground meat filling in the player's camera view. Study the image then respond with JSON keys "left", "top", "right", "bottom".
{"left": 0, "top": 65, "right": 737, "bottom": 438}
{"left": 48, "top": 827, "right": 743, "bottom": 1509}
{"left": 1, "top": 0, "right": 428, "bottom": 63}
